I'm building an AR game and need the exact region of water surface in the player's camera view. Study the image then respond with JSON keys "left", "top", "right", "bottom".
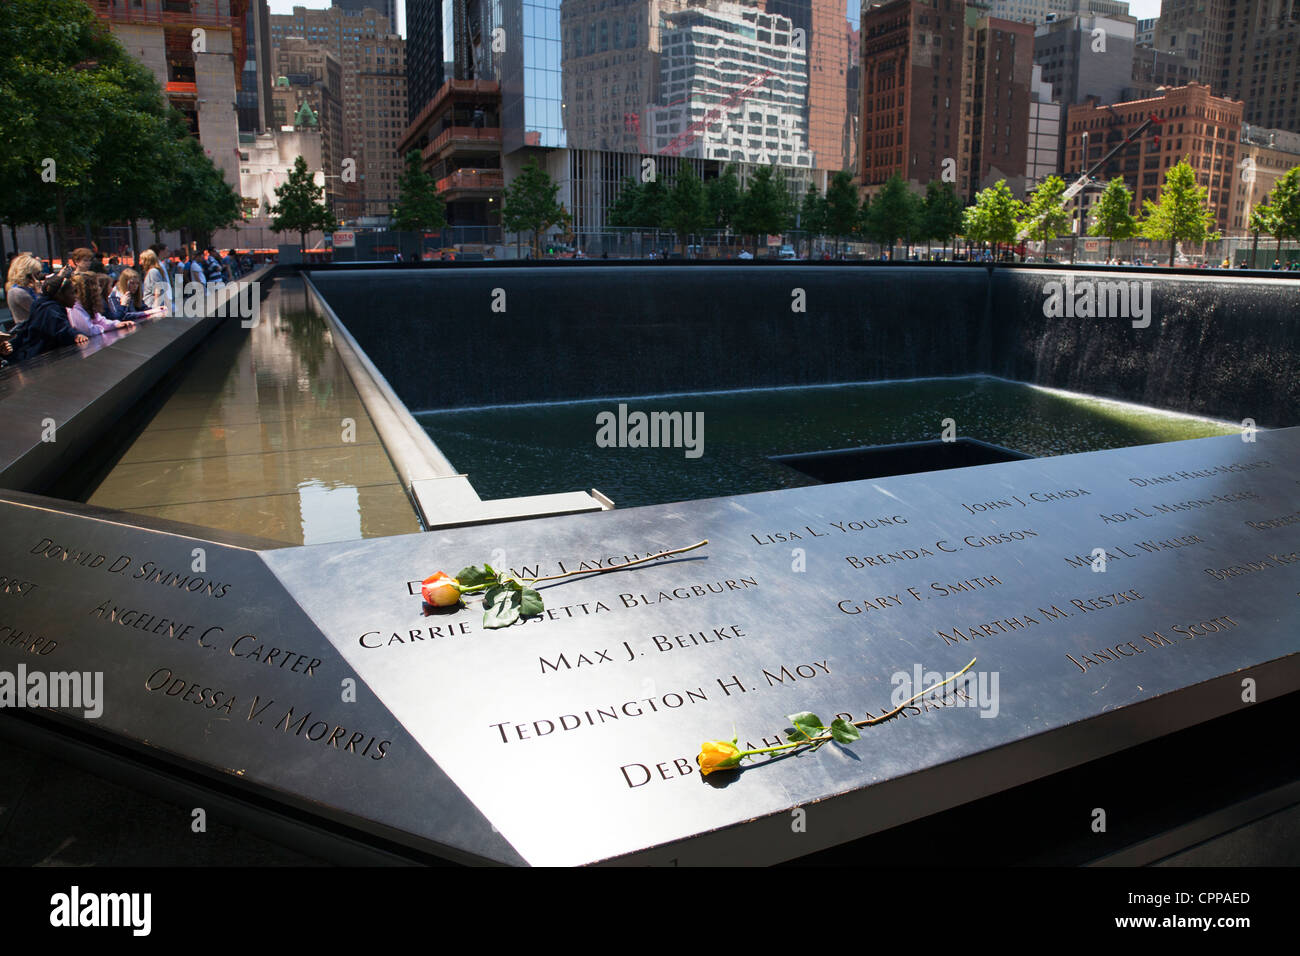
{"left": 418, "top": 377, "right": 1239, "bottom": 508}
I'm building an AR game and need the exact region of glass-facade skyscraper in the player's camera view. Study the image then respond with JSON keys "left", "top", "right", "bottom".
{"left": 502, "top": 0, "right": 565, "bottom": 152}
{"left": 405, "top": 0, "right": 861, "bottom": 234}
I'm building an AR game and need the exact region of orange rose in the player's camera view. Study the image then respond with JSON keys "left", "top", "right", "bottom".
{"left": 697, "top": 739, "right": 745, "bottom": 776}
{"left": 421, "top": 571, "right": 461, "bottom": 607}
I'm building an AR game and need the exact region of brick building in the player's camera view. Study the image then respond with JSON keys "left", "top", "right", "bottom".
{"left": 1063, "top": 82, "right": 1242, "bottom": 236}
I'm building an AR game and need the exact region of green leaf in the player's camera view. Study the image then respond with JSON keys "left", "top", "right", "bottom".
{"left": 829, "top": 718, "right": 861, "bottom": 745}
{"left": 482, "top": 586, "right": 522, "bottom": 629}
{"left": 786, "top": 712, "right": 826, "bottom": 744}
{"left": 456, "top": 565, "right": 497, "bottom": 588}
{"left": 519, "top": 587, "right": 544, "bottom": 617}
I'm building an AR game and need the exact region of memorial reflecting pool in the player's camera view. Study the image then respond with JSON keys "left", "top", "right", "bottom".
{"left": 419, "top": 377, "right": 1240, "bottom": 509}
{"left": 86, "top": 278, "right": 421, "bottom": 545}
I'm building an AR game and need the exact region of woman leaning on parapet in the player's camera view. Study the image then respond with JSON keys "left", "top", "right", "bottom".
{"left": 67, "top": 273, "right": 132, "bottom": 338}
{"left": 139, "top": 249, "right": 171, "bottom": 314}
{"left": 5, "top": 253, "right": 44, "bottom": 327}
{"left": 6, "top": 273, "right": 89, "bottom": 362}
{"left": 106, "top": 269, "right": 161, "bottom": 325}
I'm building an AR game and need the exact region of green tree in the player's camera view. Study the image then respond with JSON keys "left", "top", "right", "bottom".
{"left": 1140, "top": 159, "right": 1221, "bottom": 266}
{"left": 1263, "top": 165, "right": 1300, "bottom": 265}
{"left": 963, "top": 180, "right": 1024, "bottom": 257}
{"left": 501, "top": 157, "right": 564, "bottom": 256}
{"left": 391, "top": 150, "right": 447, "bottom": 232}
{"left": 1018, "top": 175, "right": 1072, "bottom": 244}
{"left": 666, "top": 162, "right": 709, "bottom": 253}
{"left": 921, "top": 180, "right": 965, "bottom": 258}
{"left": 1248, "top": 201, "right": 1277, "bottom": 269}
{"left": 799, "top": 183, "right": 827, "bottom": 256}
{"left": 607, "top": 177, "right": 643, "bottom": 228}
{"left": 706, "top": 165, "right": 742, "bottom": 232}
{"left": 1087, "top": 177, "right": 1139, "bottom": 260}
{"left": 737, "top": 165, "right": 789, "bottom": 254}
{"left": 0, "top": 0, "right": 238, "bottom": 255}
{"left": 865, "top": 173, "right": 920, "bottom": 259}
{"left": 824, "top": 170, "right": 859, "bottom": 255}
{"left": 635, "top": 174, "right": 669, "bottom": 229}
{"left": 269, "top": 155, "right": 337, "bottom": 250}
{"left": 0, "top": 0, "right": 117, "bottom": 245}
{"left": 854, "top": 192, "right": 872, "bottom": 242}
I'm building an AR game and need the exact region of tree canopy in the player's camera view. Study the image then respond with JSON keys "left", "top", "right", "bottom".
{"left": 963, "top": 180, "right": 1024, "bottom": 250}
{"left": 824, "top": 170, "right": 859, "bottom": 252}
{"left": 920, "top": 180, "right": 965, "bottom": 247}
{"left": 666, "top": 162, "right": 709, "bottom": 251}
{"left": 1140, "top": 159, "right": 1220, "bottom": 265}
{"left": 864, "top": 174, "right": 919, "bottom": 253}
{"left": 0, "top": 0, "right": 241, "bottom": 252}
{"left": 269, "top": 156, "right": 337, "bottom": 249}
{"left": 706, "top": 165, "right": 742, "bottom": 231}
{"left": 736, "top": 165, "right": 790, "bottom": 251}
{"left": 1018, "top": 175, "right": 1072, "bottom": 242}
{"left": 502, "top": 157, "right": 565, "bottom": 255}
{"left": 1264, "top": 166, "right": 1300, "bottom": 245}
{"left": 1087, "top": 177, "right": 1139, "bottom": 259}
{"left": 391, "top": 151, "right": 447, "bottom": 232}
{"left": 799, "top": 183, "right": 827, "bottom": 242}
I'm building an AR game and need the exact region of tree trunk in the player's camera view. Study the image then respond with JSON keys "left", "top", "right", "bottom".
{"left": 130, "top": 219, "right": 141, "bottom": 267}
{"left": 7, "top": 223, "right": 16, "bottom": 254}
{"left": 44, "top": 222, "right": 54, "bottom": 262}
{"left": 1169, "top": 238, "right": 1175, "bottom": 267}
{"left": 1107, "top": 236, "right": 1114, "bottom": 261}
{"left": 0, "top": 222, "right": 6, "bottom": 271}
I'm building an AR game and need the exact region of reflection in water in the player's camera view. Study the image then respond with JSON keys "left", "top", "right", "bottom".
{"left": 298, "top": 479, "right": 363, "bottom": 545}
{"left": 86, "top": 278, "right": 421, "bottom": 545}
{"left": 419, "top": 377, "right": 1240, "bottom": 509}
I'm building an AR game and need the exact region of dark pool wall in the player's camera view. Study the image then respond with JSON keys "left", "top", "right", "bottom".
{"left": 988, "top": 270, "right": 1300, "bottom": 426}
{"left": 309, "top": 266, "right": 1300, "bottom": 426}
{"left": 310, "top": 267, "right": 989, "bottom": 407}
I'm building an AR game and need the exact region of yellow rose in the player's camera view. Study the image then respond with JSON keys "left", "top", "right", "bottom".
{"left": 697, "top": 739, "right": 744, "bottom": 776}
{"left": 421, "top": 571, "right": 461, "bottom": 607}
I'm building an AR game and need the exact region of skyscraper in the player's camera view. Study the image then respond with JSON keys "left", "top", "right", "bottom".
{"left": 405, "top": 0, "right": 862, "bottom": 239}
{"left": 239, "top": 0, "right": 275, "bottom": 134}
{"left": 336, "top": 0, "right": 398, "bottom": 28}
{"left": 89, "top": 0, "right": 247, "bottom": 190}
{"left": 269, "top": 5, "right": 408, "bottom": 218}
{"left": 405, "top": 0, "right": 446, "bottom": 124}
{"left": 1156, "top": 0, "right": 1300, "bottom": 133}
{"left": 859, "top": 0, "right": 978, "bottom": 198}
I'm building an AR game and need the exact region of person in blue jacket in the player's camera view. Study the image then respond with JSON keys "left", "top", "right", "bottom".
{"left": 7, "top": 274, "right": 88, "bottom": 363}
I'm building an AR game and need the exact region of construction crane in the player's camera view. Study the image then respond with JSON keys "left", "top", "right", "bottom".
{"left": 1018, "top": 112, "right": 1162, "bottom": 239}
{"left": 659, "top": 69, "right": 776, "bottom": 158}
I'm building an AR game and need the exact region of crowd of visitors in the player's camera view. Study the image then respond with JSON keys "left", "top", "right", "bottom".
{"left": 1, "top": 244, "right": 255, "bottom": 368}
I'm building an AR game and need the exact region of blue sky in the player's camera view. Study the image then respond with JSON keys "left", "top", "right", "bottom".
{"left": 268, "top": 1, "right": 1164, "bottom": 40}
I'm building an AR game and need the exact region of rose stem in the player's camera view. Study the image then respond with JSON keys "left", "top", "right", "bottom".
{"left": 736, "top": 658, "right": 979, "bottom": 758}
{"left": 852, "top": 657, "right": 978, "bottom": 727}
{"left": 521, "top": 540, "right": 709, "bottom": 584}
